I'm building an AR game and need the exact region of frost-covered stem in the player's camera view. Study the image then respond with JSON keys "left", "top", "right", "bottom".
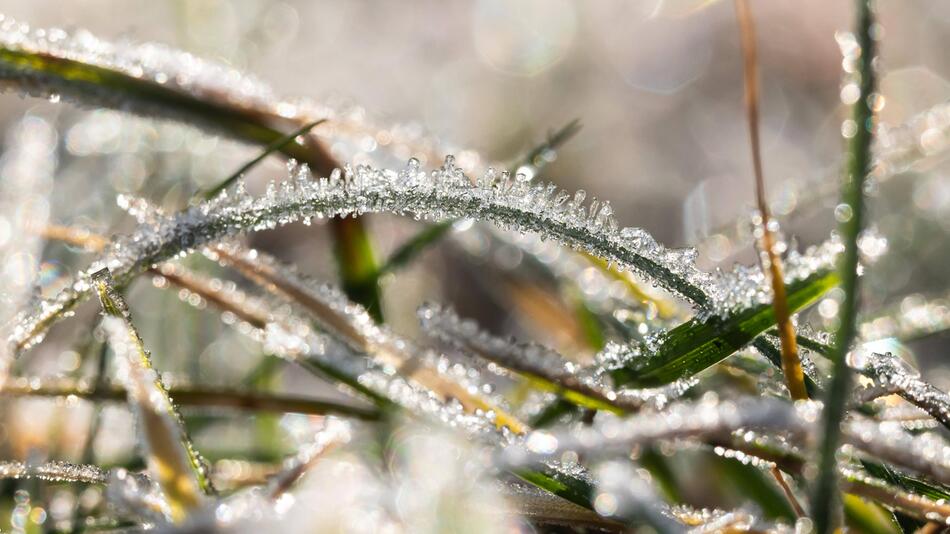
{"left": 735, "top": 0, "right": 806, "bottom": 401}
{"left": 267, "top": 418, "right": 352, "bottom": 499}
{"left": 770, "top": 466, "right": 806, "bottom": 517}
{"left": 41, "top": 224, "right": 272, "bottom": 329}
{"left": 93, "top": 269, "right": 213, "bottom": 522}
{"left": 839, "top": 467, "right": 950, "bottom": 525}
{"left": 811, "top": 2, "right": 878, "bottom": 530}
{"left": 370, "top": 119, "right": 583, "bottom": 285}
{"left": 0, "top": 380, "right": 379, "bottom": 419}
{"left": 0, "top": 460, "right": 110, "bottom": 484}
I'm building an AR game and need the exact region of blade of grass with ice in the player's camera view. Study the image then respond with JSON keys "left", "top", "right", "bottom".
{"left": 93, "top": 269, "right": 211, "bottom": 523}
{"left": 1, "top": 378, "right": 380, "bottom": 420}
{"left": 609, "top": 269, "right": 838, "bottom": 388}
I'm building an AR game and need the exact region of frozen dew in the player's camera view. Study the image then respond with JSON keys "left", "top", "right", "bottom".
{"left": 839, "top": 465, "right": 950, "bottom": 525}
{"left": 843, "top": 417, "right": 950, "bottom": 485}
{"left": 507, "top": 396, "right": 811, "bottom": 465}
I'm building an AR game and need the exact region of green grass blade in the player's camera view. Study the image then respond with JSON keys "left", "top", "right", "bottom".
{"left": 528, "top": 398, "right": 579, "bottom": 428}
{"left": 198, "top": 119, "right": 327, "bottom": 201}
{"left": 861, "top": 460, "right": 950, "bottom": 502}
{"left": 373, "top": 220, "right": 455, "bottom": 279}
{"left": 515, "top": 119, "right": 582, "bottom": 172}
{"left": 333, "top": 216, "right": 383, "bottom": 321}
{"left": 843, "top": 494, "right": 902, "bottom": 534}
{"left": 811, "top": 2, "right": 878, "bottom": 530}
{"left": 611, "top": 269, "right": 838, "bottom": 387}
{"left": 92, "top": 269, "right": 212, "bottom": 523}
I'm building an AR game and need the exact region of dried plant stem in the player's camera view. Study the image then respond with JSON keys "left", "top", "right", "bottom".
{"left": 1, "top": 380, "right": 379, "bottom": 419}
{"left": 735, "top": 0, "right": 807, "bottom": 401}
{"left": 770, "top": 466, "right": 806, "bottom": 517}
{"left": 41, "top": 225, "right": 270, "bottom": 328}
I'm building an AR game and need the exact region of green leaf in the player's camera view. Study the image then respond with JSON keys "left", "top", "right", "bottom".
{"left": 751, "top": 338, "right": 823, "bottom": 398}
{"left": 611, "top": 269, "right": 838, "bottom": 387}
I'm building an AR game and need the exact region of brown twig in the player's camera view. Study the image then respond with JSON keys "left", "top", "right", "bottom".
{"left": 770, "top": 466, "right": 807, "bottom": 517}
{"left": 734, "top": 0, "right": 807, "bottom": 400}
{"left": 0, "top": 379, "right": 379, "bottom": 420}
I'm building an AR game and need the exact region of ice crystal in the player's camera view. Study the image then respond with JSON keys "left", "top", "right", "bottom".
{"left": 1, "top": 8, "right": 947, "bottom": 534}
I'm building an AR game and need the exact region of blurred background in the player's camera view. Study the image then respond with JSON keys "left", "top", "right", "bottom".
{"left": 0, "top": 1, "right": 947, "bottom": 526}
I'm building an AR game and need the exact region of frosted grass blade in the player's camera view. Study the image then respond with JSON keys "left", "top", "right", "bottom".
{"left": 93, "top": 269, "right": 211, "bottom": 523}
